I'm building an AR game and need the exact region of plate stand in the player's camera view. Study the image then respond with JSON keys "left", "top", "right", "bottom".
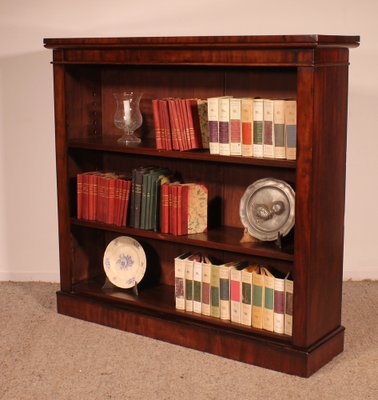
{"left": 240, "top": 228, "right": 283, "bottom": 250}
{"left": 102, "top": 277, "right": 140, "bottom": 296}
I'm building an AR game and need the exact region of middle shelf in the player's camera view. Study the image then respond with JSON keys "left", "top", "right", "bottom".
{"left": 71, "top": 218, "right": 294, "bottom": 262}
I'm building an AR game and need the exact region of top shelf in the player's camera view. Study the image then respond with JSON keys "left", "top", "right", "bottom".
{"left": 69, "top": 137, "right": 297, "bottom": 169}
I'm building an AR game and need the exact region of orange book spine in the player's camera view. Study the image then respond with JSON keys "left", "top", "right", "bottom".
{"left": 160, "top": 184, "right": 169, "bottom": 233}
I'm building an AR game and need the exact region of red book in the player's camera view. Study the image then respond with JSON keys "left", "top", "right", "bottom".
{"left": 159, "top": 99, "right": 172, "bottom": 150}
{"left": 160, "top": 184, "right": 169, "bottom": 233}
{"left": 168, "top": 184, "right": 179, "bottom": 235}
{"left": 97, "top": 174, "right": 110, "bottom": 224}
{"left": 77, "top": 173, "right": 83, "bottom": 219}
{"left": 177, "top": 185, "right": 183, "bottom": 235}
{"left": 114, "top": 178, "right": 122, "bottom": 226}
{"left": 167, "top": 99, "right": 180, "bottom": 150}
{"left": 178, "top": 99, "right": 190, "bottom": 150}
{"left": 186, "top": 99, "right": 202, "bottom": 149}
{"left": 106, "top": 177, "right": 116, "bottom": 225}
{"left": 152, "top": 99, "right": 163, "bottom": 150}
{"left": 81, "top": 172, "right": 90, "bottom": 220}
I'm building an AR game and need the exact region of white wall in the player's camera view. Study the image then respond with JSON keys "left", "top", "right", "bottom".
{"left": 0, "top": 0, "right": 376, "bottom": 281}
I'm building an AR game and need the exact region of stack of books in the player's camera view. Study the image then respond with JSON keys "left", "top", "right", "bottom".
{"left": 160, "top": 183, "right": 208, "bottom": 235}
{"left": 174, "top": 253, "right": 294, "bottom": 336}
{"left": 77, "top": 172, "right": 131, "bottom": 226}
{"left": 152, "top": 98, "right": 209, "bottom": 151}
{"left": 207, "top": 96, "right": 297, "bottom": 160}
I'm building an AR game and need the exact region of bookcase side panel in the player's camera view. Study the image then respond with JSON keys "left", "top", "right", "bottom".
{"left": 294, "top": 55, "right": 350, "bottom": 348}
{"left": 53, "top": 63, "right": 73, "bottom": 291}
{"left": 306, "top": 62, "right": 349, "bottom": 344}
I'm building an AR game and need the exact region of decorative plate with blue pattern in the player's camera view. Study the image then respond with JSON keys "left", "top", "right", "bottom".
{"left": 103, "top": 236, "right": 146, "bottom": 289}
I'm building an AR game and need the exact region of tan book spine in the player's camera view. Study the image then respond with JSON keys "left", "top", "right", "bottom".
{"left": 273, "top": 100, "right": 286, "bottom": 159}
{"left": 230, "top": 268, "right": 242, "bottom": 324}
{"left": 262, "top": 267, "right": 275, "bottom": 332}
{"left": 285, "top": 100, "right": 297, "bottom": 160}
{"left": 174, "top": 253, "right": 188, "bottom": 310}
{"left": 252, "top": 270, "right": 264, "bottom": 329}
{"left": 219, "top": 264, "right": 231, "bottom": 321}
{"left": 263, "top": 99, "right": 274, "bottom": 158}
{"left": 253, "top": 99, "right": 264, "bottom": 157}
{"left": 241, "top": 98, "right": 253, "bottom": 157}
{"left": 193, "top": 259, "right": 202, "bottom": 314}
{"left": 185, "top": 257, "right": 194, "bottom": 312}
{"left": 241, "top": 268, "right": 253, "bottom": 326}
{"left": 201, "top": 261, "right": 211, "bottom": 316}
{"left": 285, "top": 277, "right": 294, "bottom": 336}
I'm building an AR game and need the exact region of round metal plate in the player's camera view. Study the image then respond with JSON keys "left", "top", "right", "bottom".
{"left": 239, "top": 178, "right": 295, "bottom": 241}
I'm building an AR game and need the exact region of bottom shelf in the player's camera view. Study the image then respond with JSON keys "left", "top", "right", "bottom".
{"left": 57, "top": 284, "right": 345, "bottom": 377}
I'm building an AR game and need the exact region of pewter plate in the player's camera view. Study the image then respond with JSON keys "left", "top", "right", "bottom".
{"left": 239, "top": 178, "right": 295, "bottom": 241}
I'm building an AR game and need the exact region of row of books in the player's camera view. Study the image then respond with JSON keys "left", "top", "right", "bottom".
{"left": 129, "top": 166, "right": 208, "bottom": 235}
{"left": 152, "top": 98, "right": 209, "bottom": 151}
{"left": 175, "top": 253, "right": 293, "bottom": 336}
{"left": 207, "top": 96, "right": 297, "bottom": 160}
{"left": 77, "top": 172, "right": 131, "bottom": 226}
{"left": 77, "top": 167, "right": 208, "bottom": 236}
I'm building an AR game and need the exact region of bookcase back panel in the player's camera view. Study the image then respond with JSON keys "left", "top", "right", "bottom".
{"left": 70, "top": 225, "right": 106, "bottom": 285}
{"left": 65, "top": 66, "right": 103, "bottom": 139}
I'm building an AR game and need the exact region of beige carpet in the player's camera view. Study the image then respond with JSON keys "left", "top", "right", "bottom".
{"left": 0, "top": 281, "right": 377, "bottom": 400}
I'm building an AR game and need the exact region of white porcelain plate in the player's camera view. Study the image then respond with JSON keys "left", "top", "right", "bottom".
{"left": 103, "top": 236, "right": 146, "bottom": 289}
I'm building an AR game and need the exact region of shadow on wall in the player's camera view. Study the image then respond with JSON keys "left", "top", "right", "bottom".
{"left": 0, "top": 50, "right": 59, "bottom": 281}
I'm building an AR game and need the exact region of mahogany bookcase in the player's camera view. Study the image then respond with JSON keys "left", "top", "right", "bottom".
{"left": 44, "top": 35, "right": 359, "bottom": 377}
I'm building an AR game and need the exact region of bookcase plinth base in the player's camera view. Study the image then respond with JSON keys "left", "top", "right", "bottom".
{"left": 57, "top": 291, "right": 344, "bottom": 377}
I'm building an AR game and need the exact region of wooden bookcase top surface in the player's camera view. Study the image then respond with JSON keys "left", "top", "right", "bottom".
{"left": 44, "top": 34, "right": 360, "bottom": 49}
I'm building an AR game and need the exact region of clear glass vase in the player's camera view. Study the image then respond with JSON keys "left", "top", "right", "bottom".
{"left": 113, "top": 91, "right": 143, "bottom": 144}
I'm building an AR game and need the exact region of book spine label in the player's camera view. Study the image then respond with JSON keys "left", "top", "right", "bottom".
{"left": 253, "top": 99, "right": 264, "bottom": 157}
{"left": 274, "top": 100, "right": 286, "bottom": 159}
{"left": 201, "top": 262, "right": 211, "bottom": 316}
{"left": 230, "top": 98, "right": 242, "bottom": 156}
{"left": 208, "top": 98, "right": 220, "bottom": 154}
{"left": 241, "top": 271, "right": 252, "bottom": 326}
{"left": 252, "top": 272, "right": 264, "bottom": 329}
{"left": 285, "top": 278, "right": 294, "bottom": 336}
{"left": 263, "top": 273, "right": 275, "bottom": 332}
{"left": 263, "top": 99, "right": 274, "bottom": 158}
{"left": 218, "top": 98, "right": 231, "bottom": 156}
{"left": 285, "top": 100, "right": 297, "bottom": 160}
{"left": 193, "top": 260, "right": 202, "bottom": 314}
{"left": 273, "top": 278, "right": 285, "bottom": 334}
{"left": 230, "top": 269, "right": 242, "bottom": 323}
{"left": 241, "top": 98, "right": 253, "bottom": 157}
{"left": 210, "top": 265, "right": 220, "bottom": 318}
{"left": 174, "top": 257, "right": 186, "bottom": 310}
{"left": 219, "top": 266, "right": 231, "bottom": 320}
{"left": 185, "top": 258, "right": 194, "bottom": 312}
